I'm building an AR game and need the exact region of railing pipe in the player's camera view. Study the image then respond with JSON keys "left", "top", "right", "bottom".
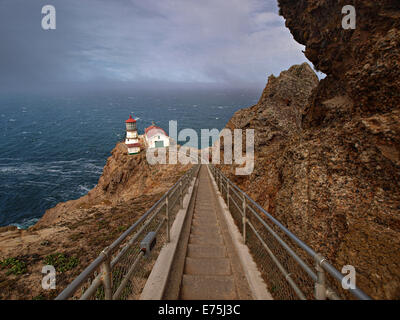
{"left": 242, "top": 196, "right": 247, "bottom": 243}
{"left": 56, "top": 165, "right": 197, "bottom": 300}
{"left": 55, "top": 255, "right": 105, "bottom": 300}
{"left": 210, "top": 165, "right": 372, "bottom": 301}
{"left": 247, "top": 205, "right": 317, "bottom": 282}
{"left": 247, "top": 220, "right": 306, "bottom": 300}
{"left": 166, "top": 195, "right": 170, "bottom": 243}
{"left": 180, "top": 180, "right": 183, "bottom": 208}
{"left": 315, "top": 255, "right": 327, "bottom": 300}
{"left": 113, "top": 251, "right": 144, "bottom": 300}
{"left": 227, "top": 180, "right": 230, "bottom": 209}
{"left": 101, "top": 249, "right": 113, "bottom": 300}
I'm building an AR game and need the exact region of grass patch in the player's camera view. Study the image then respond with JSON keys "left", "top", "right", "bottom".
{"left": 0, "top": 257, "right": 27, "bottom": 275}
{"left": 117, "top": 225, "right": 128, "bottom": 233}
{"left": 43, "top": 253, "right": 79, "bottom": 273}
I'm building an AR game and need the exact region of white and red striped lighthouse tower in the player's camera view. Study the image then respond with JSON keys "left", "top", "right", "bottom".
{"left": 125, "top": 115, "right": 140, "bottom": 155}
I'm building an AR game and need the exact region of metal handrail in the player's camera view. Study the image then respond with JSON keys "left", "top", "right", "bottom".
{"left": 209, "top": 164, "right": 371, "bottom": 300}
{"left": 56, "top": 164, "right": 199, "bottom": 300}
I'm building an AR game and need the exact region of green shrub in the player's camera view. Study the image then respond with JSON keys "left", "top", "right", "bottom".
{"left": 44, "top": 253, "right": 79, "bottom": 273}
{"left": 0, "top": 257, "right": 27, "bottom": 275}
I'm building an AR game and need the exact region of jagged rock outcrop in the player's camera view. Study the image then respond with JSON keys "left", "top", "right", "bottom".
{"left": 35, "top": 143, "right": 188, "bottom": 228}
{"left": 278, "top": 0, "right": 400, "bottom": 122}
{"left": 0, "top": 143, "right": 190, "bottom": 299}
{"left": 219, "top": 63, "right": 319, "bottom": 210}
{"left": 219, "top": 1, "right": 400, "bottom": 299}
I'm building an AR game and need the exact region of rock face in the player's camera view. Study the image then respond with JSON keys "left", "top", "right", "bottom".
{"left": 220, "top": 62, "right": 319, "bottom": 211}
{"left": 219, "top": 1, "right": 400, "bottom": 299}
{"left": 279, "top": 0, "right": 400, "bottom": 120}
{"left": 35, "top": 143, "right": 187, "bottom": 228}
{"left": 0, "top": 143, "right": 190, "bottom": 299}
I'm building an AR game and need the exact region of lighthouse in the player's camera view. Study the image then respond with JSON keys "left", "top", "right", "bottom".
{"left": 125, "top": 115, "right": 141, "bottom": 155}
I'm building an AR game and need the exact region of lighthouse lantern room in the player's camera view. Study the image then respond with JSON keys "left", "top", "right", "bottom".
{"left": 125, "top": 115, "right": 140, "bottom": 155}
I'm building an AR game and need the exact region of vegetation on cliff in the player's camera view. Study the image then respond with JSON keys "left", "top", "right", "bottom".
{"left": 0, "top": 144, "right": 190, "bottom": 299}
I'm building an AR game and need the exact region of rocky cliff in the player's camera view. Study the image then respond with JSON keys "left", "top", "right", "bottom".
{"left": 218, "top": 1, "right": 400, "bottom": 299}
{"left": 0, "top": 143, "right": 190, "bottom": 299}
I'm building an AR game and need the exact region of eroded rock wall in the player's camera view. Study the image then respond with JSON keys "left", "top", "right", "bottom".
{"left": 0, "top": 143, "right": 190, "bottom": 299}
{"left": 219, "top": 0, "right": 400, "bottom": 299}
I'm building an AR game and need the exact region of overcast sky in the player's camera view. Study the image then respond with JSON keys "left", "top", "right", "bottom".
{"left": 0, "top": 0, "right": 313, "bottom": 93}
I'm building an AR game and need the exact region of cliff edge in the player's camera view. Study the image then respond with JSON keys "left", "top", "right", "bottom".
{"left": 0, "top": 143, "right": 190, "bottom": 299}
{"left": 219, "top": 1, "right": 400, "bottom": 299}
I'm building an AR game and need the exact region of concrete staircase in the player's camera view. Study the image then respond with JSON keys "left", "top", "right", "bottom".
{"left": 179, "top": 166, "right": 238, "bottom": 300}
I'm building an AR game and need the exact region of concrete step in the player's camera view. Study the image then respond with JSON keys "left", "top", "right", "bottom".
{"left": 192, "top": 219, "right": 218, "bottom": 227}
{"left": 184, "top": 257, "right": 231, "bottom": 275}
{"left": 195, "top": 202, "right": 214, "bottom": 207}
{"left": 191, "top": 224, "right": 219, "bottom": 232}
{"left": 194, "top": 209, "right": 215, "bottom": 215}
{"left": 190, "top": 228, "right": 221, "bottom": 239}
{"left": 189, "top": 234, "right": 224, "bottom": 245}
{"left": 191, "top": 221, "right": 219, "bottom": 228}
{"left": 180, "top": 275, "right": 237, "bottom": 300}
{"left": 193, "top": 210, "right": 216, "bottom": 216}
{"left": 187, "top": 244, "right": 226, "bottom": 258}
{"left": 192, "top": 215, "right": 217, "bottom": 221}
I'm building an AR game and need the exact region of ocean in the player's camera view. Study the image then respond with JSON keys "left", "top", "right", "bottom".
{"left": 0, "top": 88, "right": 260, "bottom": 228}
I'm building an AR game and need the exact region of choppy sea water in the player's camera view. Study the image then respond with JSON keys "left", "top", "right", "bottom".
{"left": 0, "top": 88, "right": 259, "bottom": 228}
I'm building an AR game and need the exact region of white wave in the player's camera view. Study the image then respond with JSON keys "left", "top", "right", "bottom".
{"left": 10, "top": 217, "right": 39, "bottom": 230}
{"left": 0, "top": 164, "right": 40, "bottom": 175}
{"left": 25, "top": 180, "right": 58, "bottom": 186}
{"left": 78, "top": 184, "right": 93, "bottom": 194}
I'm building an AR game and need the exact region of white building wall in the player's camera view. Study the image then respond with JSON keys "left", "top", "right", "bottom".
{"left": 127, "top": 131, "right": 138, "bottom": 139}
{"left": 127, "top": 146, "right": 140, "bottom": 154}
{"left": 147, "top": 135, "right": 170, "bottom": 148}
{"left": 125, "top": 138, "right": 139, "bottom": 144}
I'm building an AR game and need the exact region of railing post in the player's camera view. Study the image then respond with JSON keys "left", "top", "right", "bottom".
{"left": 100, "top": 249, "right": 112, "bottom": 300}
{"left": 180, "top": 180, "right": 183, "bottom": 208}
{"left": 227, "top": 180, "right": 230, "bottom": 209}
{"left": 242, "top": 196, "right": 247, "bottom": 243}
{"left": 315, "top": 255, "right": 327, "bottom": 300}
{"left": 166, "top": 195, "right": 170, "bottom": 243}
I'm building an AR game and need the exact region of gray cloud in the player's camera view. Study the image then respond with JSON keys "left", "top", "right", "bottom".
{"left": 0, "top": 0, "right": 313, "bottom": 92}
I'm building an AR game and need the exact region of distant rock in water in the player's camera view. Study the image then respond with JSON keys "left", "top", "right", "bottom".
{"left": 219, "top": 1, "right": 400, "bottom": 298}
